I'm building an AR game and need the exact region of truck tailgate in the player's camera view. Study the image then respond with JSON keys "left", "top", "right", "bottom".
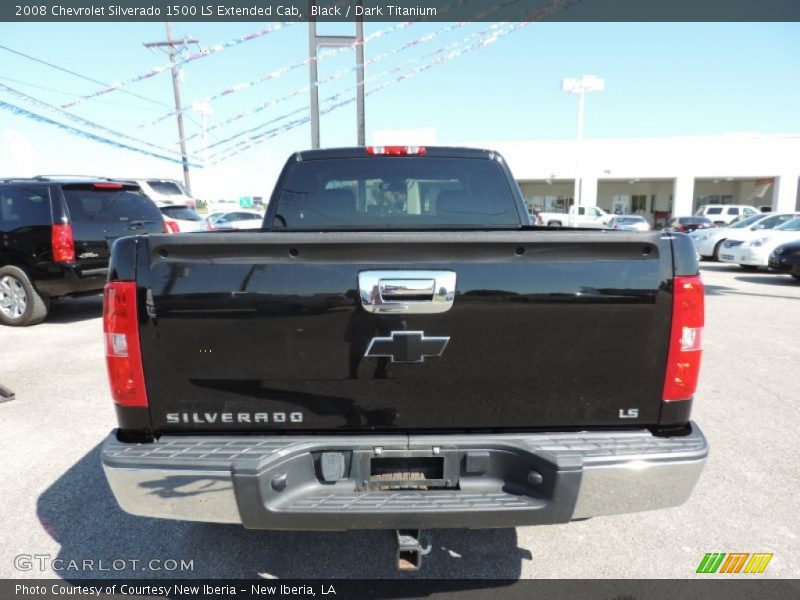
{"left": 137, "top": 231, "right": 673, "bottom": 434}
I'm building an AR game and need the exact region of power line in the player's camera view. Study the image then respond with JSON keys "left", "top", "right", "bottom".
{"left": 206, "top": 0, "right": 581, "bottom": 163}
{"left": 208, "top": 1, "right": 580, "bottom": 164}
{"left": 202, "top": 21, "right": 514, "bottom": 152}
{"left": 60, "top": 23, "right": 293, "bottom": 110}
{"left": 0, "top": 82, "right": 200, "bottom": 160}
{"left": 0, "top": 99, "right": 201, "bottom": 167}
{"left": 135, "top": 21, "right": 414, "bottom": 131}
{"left": 167, "top": 0, "right": 481, "bottom": 132}
{"left": 0, "top": 44, "right": 173, "bottom": 110}
{"left": 0, "top": 75, "right": 165, "bottom": 111}
{"left": 191, "top": 7, "right": 520, "bottom": 146}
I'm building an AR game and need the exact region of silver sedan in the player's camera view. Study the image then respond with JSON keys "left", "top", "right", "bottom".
{"left": 606, "top": 215, "right": 651, "bottom": 231}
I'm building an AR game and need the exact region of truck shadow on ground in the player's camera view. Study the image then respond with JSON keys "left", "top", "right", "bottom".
{"left": 698, "top": 263, "right": 741, "bottom": 273}
{"left": 734, "top": 275, "right": 799, "bottom": 288}
{"left": 46, "top": 295, "right": 103, "bottom": 325}
{"left": 36, "top": 444, "right": 531, "bottom": 581}
{"left": 701, "top": 262, "right": 799, "bottom": 288}
{"left": 703, "top": 282, "right": 799, "bottom": 300}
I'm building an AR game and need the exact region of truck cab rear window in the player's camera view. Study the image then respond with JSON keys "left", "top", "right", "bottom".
{"left": 63, "top": 188, "right": 162, "bottom": 224}
{"left": 272, "top": 157, "right": 519, "bottom": 230}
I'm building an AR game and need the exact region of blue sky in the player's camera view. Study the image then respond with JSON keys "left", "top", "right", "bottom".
{"left": 1, "top": 21, "right": 799, "bottom": 198}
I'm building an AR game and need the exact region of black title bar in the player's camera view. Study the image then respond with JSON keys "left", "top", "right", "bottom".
{"left": 3, "top": 579, "right": 800, "bottom": 600}
{"left": 2, "top": 0, "right": 800, "bottom": 22}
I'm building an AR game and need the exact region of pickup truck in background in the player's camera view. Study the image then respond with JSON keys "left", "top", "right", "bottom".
{"left": 100, "top": 146, "right": 707, "bottom": 569}
{"left": 539, "top": 205, "right": 611, "bottom": 228}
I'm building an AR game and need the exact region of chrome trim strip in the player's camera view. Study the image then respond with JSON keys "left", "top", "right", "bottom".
{"left": 103, "top": 456, "right": 705, "bottom": 525}
{"left": 573, "top": 458, "right": 706, "bottom": 519}
{"left": 102, "top": 465, "right": 241, "bottom": 524}
{"left": 379, "top": 278, "right": 435, "bottom": 298}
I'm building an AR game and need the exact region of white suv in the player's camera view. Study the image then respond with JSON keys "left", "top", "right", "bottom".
{"left": 695, "top": 204, "right": 758, "bottom": 226}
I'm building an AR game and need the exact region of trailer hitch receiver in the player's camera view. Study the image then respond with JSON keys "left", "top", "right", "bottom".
{"left": 396, "top": 529, "right": 432, "bottom": 570}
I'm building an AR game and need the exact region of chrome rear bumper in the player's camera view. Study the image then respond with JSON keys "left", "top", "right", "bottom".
{"left": 102, "top": 424, "right": 708, "bottom": 529}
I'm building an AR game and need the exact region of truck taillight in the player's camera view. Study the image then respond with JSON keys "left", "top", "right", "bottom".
{"left": 51, "top": 224, "right": 75, "bottom": 262}
{"left": 103, "top": 281, "right": 148, "bottom": 408}
{"left": 663, "top": 275, "right": 704, "bottom": 402}
{"left": 366, "top": 146, "right": 426, "bottom": 156}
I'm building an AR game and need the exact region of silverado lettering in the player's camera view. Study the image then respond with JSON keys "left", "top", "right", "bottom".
{"left": 100, "top": 147, "right": 708, "bottom": 569}
{"left": 165, "top": 412, "right": 304, "bottom": 424}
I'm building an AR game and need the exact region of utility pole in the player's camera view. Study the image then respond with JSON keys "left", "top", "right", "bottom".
{"left": 308, "top": 0, "right": 365, "bottom": 148}
{"left": 144, "top": 23, "right": 197, "bottom": 193}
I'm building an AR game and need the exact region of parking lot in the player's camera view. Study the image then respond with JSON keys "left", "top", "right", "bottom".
{"left": 0, "top": 262, "right": 798, "bottom": 580}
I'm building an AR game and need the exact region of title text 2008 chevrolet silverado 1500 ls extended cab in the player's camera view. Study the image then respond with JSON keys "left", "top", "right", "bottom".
{"left": 100, "top": 147, "right": 707, "bottom": 568}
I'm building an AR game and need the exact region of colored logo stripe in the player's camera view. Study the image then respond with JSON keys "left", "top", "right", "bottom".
{"left": 696, "top": 552, "right": 773, "bottom": 574}
{"left": 744, "top": 553, "right": 773, "bottom": 574}
{"left": 720, "top": 553, "right": 749, "bottom": 573}
{"left": 697, "top": 553, "right": 726, "bottom": 573}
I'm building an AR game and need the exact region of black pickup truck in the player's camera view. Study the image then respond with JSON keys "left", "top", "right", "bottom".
{"left": 101, "top": 147, "right": 707, "bottom": 568}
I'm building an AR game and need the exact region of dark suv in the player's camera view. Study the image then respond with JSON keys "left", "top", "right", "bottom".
{"left": 664, "top": 216, "right": 715, "bottom": 233}
{"left": 0, "top": 178, "right": 164, "bottom": 326}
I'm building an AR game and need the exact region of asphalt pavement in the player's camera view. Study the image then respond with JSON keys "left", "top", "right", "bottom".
{"left": 0, "top": 263, "right": 798, "bottom": 579}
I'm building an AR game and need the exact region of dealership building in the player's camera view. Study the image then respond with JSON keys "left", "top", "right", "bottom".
{"left": 466, "top": 133, "right": 800, "bottom": 226}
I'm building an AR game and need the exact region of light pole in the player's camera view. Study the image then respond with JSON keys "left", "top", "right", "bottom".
{"left": 562, "top": 75, "right": 604, "bottom": 209}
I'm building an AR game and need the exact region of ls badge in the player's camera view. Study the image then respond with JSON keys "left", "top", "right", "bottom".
{"left": 365, "top": 331, "right": 449, "bottom": 363}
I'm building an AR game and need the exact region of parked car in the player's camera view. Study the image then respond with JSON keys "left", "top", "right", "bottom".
{"left": 606, "top": 215, "right": 651, "bottom": 231}
{"left": 664, "top": 216, "right": 714, "bottom": 233}
{"left": 206, "top": 210, "right": 264, "bottom": 231}
{"left": 158, "top": 204, "right": 206, "bottom": 233}
{"left": 0, "top": 177, "right": 163, "bottom": 326}
{"left": 718, "top": 216, "right": 800, "bottom": 269}
{"left": 694, "top": 204, "right": 758, "bottom": 226}
{"left": 127, "top": 178, "right": 198, "bottom": 208}
{"left": 768, "top": 240, "right": 800, "bottom": 281}
{"left": 538, "top": 205, "right": 610, "bottom": 228}
{"left": 690, "top": 212, "right": 800, "bottom": 260}
{"left": 101, "top": 146, "right": 707, "bottom": 571}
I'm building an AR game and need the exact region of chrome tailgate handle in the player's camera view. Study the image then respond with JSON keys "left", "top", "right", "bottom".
{"left": 358, "top": 270, "right": 457, "bottom": 314}
{"left": 379, "top": 279, "right": 435, "bottom": 300}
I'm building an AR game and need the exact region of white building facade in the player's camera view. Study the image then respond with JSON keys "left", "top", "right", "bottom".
{"left": 468, "top": 134, "right": 800, "bottom": 227}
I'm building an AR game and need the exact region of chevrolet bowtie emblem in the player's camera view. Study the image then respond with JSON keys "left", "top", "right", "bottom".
{"left": 364, "top": 331, "right": 450, "bottom": 363}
